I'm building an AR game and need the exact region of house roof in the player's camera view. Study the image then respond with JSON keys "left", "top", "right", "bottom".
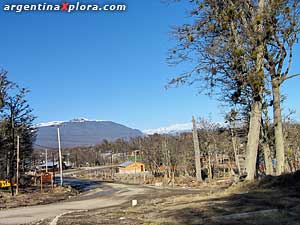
{"left": 119, "top": 160, "right": 144, "bottom": 167}
{"left": 119, "top": 160, "right": 134, "bottom": 167}
{"left": 39, "top": 162, "right": 58, "bottom": 167}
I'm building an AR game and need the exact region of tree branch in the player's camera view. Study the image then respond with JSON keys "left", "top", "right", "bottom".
{"left": 283, "top": 73, "right": 300, "bottom": 81}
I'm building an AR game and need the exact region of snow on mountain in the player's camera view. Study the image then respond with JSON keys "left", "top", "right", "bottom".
{"left": 143, "top": 122, "right": 193, "bottom": 135}
{"left": 35, "top": 121, "right": 64, "bottom": 128}
{"left": 35, "top": 118, "right": 105, "bottom": 127}
{"left": 69, "top": 117, "right": 90, "bottom": 122}
{"left": 143, "top": 121, "right": 226, "bottom": 135}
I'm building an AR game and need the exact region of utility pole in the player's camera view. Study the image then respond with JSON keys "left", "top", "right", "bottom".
{"left": 111, "top": 153, "right": 114, "bottom": 179}
{"left": 162, "top": 137, "right": 169, "bottom": 186}
{"left": 52, "top": 152, "right": 55, "bottom": 185}
{"left": 57, "top": 128, "right": 63, "bottom": 186}
{"left": 75, "top": 150, "right": 78, "bottom": 168}
{"left": 133, "top": 150, "right": 137, "bottom": 183}
{"left": 16, "top": 136, "right": 20, "bottom": 195}
{"left": 192, "top": 116, "right": 203, "bottom": 181}
{"left": 45, "top": 149, "right": 48, "bottom": 173}
{"left": 10, "top": 115, "right": 15, "bottom": 196}
{"left": 134, "top": 150, "right": 137, "bottom": 175}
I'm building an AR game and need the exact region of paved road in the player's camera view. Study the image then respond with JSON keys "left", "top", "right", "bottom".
{"left": 0, "top": 181, "right": 146, "bottom": 225}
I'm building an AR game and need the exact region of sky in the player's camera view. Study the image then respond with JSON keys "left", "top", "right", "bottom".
{"left": 0, "top": 0, "right": 299, "bottom": 131}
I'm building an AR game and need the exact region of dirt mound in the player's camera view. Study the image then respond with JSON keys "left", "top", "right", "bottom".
{"left": 227, "top": 171, "right": 300, "bottom": 194}
{"left": 258, "top": 170, "right": 300, "bottom": 190}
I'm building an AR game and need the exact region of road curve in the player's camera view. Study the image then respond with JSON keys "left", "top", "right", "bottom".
{"left": 0, "top": 183, "right": 146, "bottom": 225}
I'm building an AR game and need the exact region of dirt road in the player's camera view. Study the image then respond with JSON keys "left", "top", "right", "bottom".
{"left": 0, "top": 182, "right": 147, "bottom": 225}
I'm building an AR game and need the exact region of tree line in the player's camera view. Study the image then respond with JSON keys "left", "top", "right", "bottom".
{"left": 48, "top": 117, "right": 300, "bottom": 181}
{"left": 0, "top": 70, "right": 35, "bottom": 190}
{"left": 167, "top": 0, "right": 300, "bottom": 180}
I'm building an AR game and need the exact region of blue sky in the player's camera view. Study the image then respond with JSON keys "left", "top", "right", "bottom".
{"left": 0, "top": 0, "right": 299, "bottom": 130}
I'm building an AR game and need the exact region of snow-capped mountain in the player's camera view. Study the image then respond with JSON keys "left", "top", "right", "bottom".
{"left": 35, "top": 121, "right": 64, "bottom": 128}
{"left": 35, "top": 118, "right": 104, "bottom": 127}
{"left": 143, "top": 121, "right": 225, "bottom": 135}
{"left": 34, "top": 118, "right": 143, "bottom": 148}
{"left": 143, "top": 122, "right": 193, "bottom": 135}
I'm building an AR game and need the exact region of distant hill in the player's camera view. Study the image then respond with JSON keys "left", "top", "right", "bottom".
{"left": 34, "top": 118, "right": 143, "bottom": 149}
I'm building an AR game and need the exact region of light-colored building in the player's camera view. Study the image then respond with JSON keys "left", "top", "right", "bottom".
{"left": 118, "top": 160, "right": 145, "bottom": 174}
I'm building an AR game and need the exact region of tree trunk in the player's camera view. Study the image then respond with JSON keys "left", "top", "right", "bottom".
{"left": 245, "top": 0, "right": 264, "bottom": 181}
{"left": 192, "top": 116, "right": 202, "bottom": 181}
{"left": 229, "top": 122, "right": 241, "bottom": 175}
{"left": 215, "top": 153, "right": 220, "bottom": 178}
{"left": 222, "top": 154, "right": 226, "bottom": 176}
{"left": 272, "top": 80, "right": 285, "bottom": 175}
{"left": 6, "top": 152, "right": 9, "bottom": 178}
{"left": 262, "top": 142, "right": 273, "bottom": 175}
{"left": 245, "top": 100, "right": 263, "bottom": 180}
{"left": 261, "top": 118, "right": 273, "bottom": 175}
{"left": 208, "top": 152, "right": 212, "bottom": 181}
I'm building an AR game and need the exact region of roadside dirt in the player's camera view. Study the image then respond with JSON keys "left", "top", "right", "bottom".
{"left": 55, "top": 172, "right": 300, "bottom": 225}
{"left": 0, "top": 186, "right": 77, "bottom": 209}
{"left": 2, "top": 172, "right": 300, "bottom": 225}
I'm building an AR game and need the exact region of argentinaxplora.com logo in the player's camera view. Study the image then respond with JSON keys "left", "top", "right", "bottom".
{"left": 3, "top": 2, "right": 127, "bottom": 13}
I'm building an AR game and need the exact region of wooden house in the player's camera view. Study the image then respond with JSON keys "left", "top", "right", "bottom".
{"left": 118, "top": 160, "right": 145, "bottom": 174}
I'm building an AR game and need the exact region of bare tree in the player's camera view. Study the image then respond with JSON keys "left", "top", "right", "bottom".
{"left": 167, "top": 0, "right": 267, "bottom": 180}
{"left": 263, "top": 0, "right": 300, "bottom": 175}
{"left": 192, "top": 116, "right": 202, "bottom": 181}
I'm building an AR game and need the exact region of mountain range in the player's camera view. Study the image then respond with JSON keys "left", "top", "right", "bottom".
{"left": 34, "top": 118, "right": 143, "bottom": 149}
{"left": 34, "top": 118, "right": 224, "bottom": 149}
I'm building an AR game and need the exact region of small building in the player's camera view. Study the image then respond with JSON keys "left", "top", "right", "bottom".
{"left": 118, "top": 160, "right": 145, "bottom": 174}
{"left": 38, "top": 161, "right": 68, "bottom": 171}
{"left": 38, "top": 161, "right": 58, "bottom": 170}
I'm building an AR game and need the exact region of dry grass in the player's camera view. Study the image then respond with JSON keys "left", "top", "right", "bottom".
{"left": 0, "top": 186, "right": 76, "bottom": 209}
